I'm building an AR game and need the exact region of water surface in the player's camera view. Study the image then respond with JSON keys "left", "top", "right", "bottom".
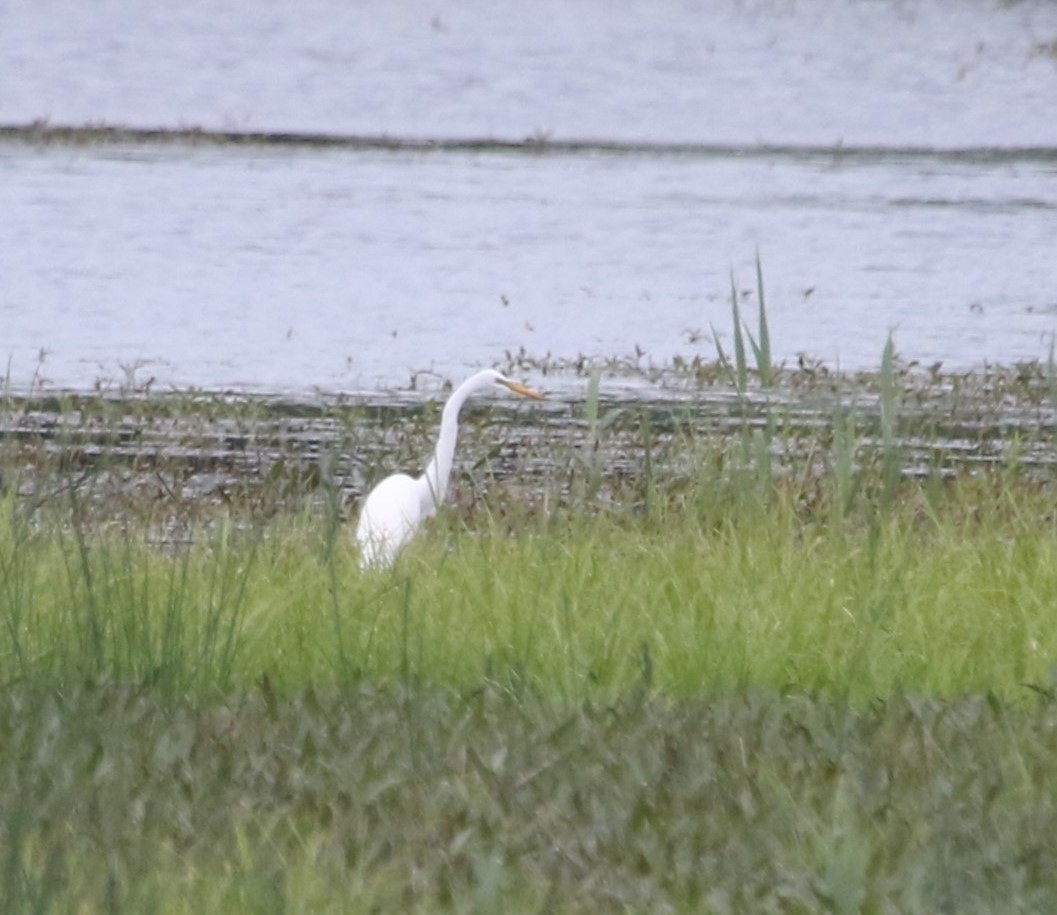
{"left": 2, "top": 0, "right": 1056, "bottom": 394}
{"left": 6, "top": 0, "right": 1057, "bottom": 147}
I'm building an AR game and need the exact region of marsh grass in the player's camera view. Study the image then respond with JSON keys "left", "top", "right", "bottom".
{"left": 0, "top": 495, "right": 255, "bottom": 697}
{"left": 393, "top": 470, "right": 1057, "bottom": 702}
{"left": 7, "top": 345, "right": 1057, "bottom": 910}
{"left": 4, "top": 682, "right": 1057, "bottom": 913}
{"left": 4, "top": 419, "right": 1057, "bottom": 706}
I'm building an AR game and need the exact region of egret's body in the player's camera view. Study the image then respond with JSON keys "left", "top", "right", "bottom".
{"left": 355, "top": 369, "right": 543, "bottom": 569}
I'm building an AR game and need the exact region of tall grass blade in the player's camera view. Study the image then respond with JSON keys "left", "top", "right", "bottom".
{"left": 64, "top": 482, "right": 106, "bottom": 676}
{"left": 832, "top": 398, "right": 858, "bottom": 519}
{"left": 730, "top": 271, "right": 748, "bottom": 395}
{"left": 585, "top": 367, "right": 601, "bottom": 439}
{"left": 879, "top": 333, "right": 896, "bottom": 448}
{"left": 0, "top": 495, "right": 32, "bottom": 680}
{"left": 754, "top": 250, "right": 773, "bottom": 387}
{"left": 1046, "top": 335, "right": 1057, "bottom": 414}
{"left": 879, "top": 332, "right": 900, "bottom": 502}
{"left": 320, "top": 469, "right": 355, "bottom": 687}
{"left": 200, "top": 520, "right": 257, "bottom": 694}
{"left": 711, "top": 323, "right": 735, "bottom": 386}
{"left": 579, "top": 368, "right": 622, "bottom": 503}
{"left": 640, "top": 407, "right": 654, "bottom": 517}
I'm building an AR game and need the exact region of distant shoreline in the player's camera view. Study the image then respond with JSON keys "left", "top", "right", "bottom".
{"left": 4, "top": 120, "right": 1057, "bottom": 165}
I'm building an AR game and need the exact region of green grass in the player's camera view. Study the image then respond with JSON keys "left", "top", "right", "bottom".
{"left": 5, "top": 370, "right": 1057, "bottom": 911}
{"left": 5, "top": 462, "right": 1057, "bottom": 705}
{"left": 3, "top": 683, "right": 1057, "bottom": 913}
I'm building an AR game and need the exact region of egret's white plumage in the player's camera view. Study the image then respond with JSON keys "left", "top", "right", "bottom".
{"left": 355, "top": 369, "right": 544, "bottom": 569}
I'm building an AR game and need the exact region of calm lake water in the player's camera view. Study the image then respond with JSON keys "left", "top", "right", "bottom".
{"left": 2, "top": 0, "right": 1057, "bottom": 396}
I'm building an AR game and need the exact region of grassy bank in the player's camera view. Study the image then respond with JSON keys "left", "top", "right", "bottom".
{"left": 4, "top": 360, "right": 1057, "bottom": 911}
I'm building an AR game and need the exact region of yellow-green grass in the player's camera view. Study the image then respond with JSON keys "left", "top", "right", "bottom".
{"left": 4, "top": 464, "right": 1057, "bottom": 704}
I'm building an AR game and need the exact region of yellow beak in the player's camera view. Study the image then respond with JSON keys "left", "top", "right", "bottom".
{"left": 500, "top": 379, "right": 545, "bottom": 400}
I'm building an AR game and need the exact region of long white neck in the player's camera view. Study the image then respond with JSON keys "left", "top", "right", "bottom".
{"left": 420, "top": 370, "right": 497, "bottom": 513}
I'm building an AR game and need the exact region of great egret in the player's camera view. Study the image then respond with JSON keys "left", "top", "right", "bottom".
{"left": 355, "top": 369, "right": 544, "bottom": 569}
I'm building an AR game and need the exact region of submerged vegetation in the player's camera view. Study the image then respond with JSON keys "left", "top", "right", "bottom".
{"left": 4, "top": 311, "right": 1057, "bottom": 909}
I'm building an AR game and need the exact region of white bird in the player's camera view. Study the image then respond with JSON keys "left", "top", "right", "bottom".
{"left": 355, "top": 369, "right": 544, "bottom": 569}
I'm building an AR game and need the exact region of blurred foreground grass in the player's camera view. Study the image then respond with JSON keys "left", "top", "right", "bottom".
{"left": 4, "top": 683, "right": 1057, "bottom": 913}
